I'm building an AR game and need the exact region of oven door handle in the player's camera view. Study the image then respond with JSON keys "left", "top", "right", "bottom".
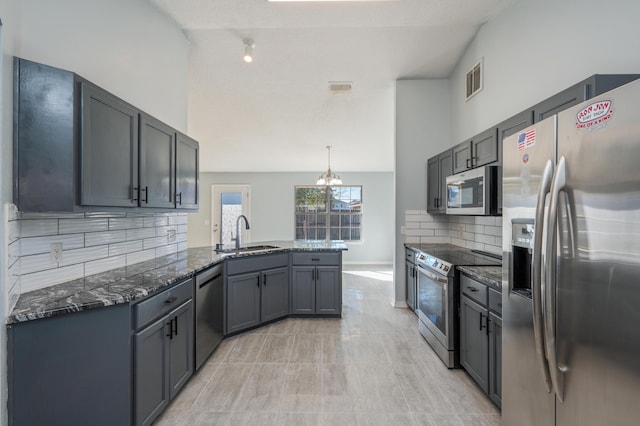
{"left": 416, "top": 265, "right": 449, "bottom": 285}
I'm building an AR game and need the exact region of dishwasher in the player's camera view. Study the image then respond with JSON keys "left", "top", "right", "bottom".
{"left": 194, "top": 263, "right": 224, "bottom": 370}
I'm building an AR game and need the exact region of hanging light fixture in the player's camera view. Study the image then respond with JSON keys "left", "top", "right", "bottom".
{"left": 316, "top": 145, "right": 343, "bottom": 186}
{"left": 243, "top": 38, "right": 255, "bottom": 63}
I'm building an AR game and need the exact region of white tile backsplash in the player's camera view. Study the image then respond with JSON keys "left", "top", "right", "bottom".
{"left": 7, "top": 211, "right": 190, "bottom": 295}
{"left": 404, "top": 210, "right": 503, "bottom": 255}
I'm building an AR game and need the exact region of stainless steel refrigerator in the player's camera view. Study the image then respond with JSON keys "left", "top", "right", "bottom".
{"left": 502, "top": 79, "right": 640, "bottom": 425}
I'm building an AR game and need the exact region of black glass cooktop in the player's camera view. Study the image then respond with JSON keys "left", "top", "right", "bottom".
{"left": 411, "top": 243, "right": 501, "bottom": 276}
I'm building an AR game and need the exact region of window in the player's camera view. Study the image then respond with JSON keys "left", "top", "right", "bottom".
{"left": 295, "top": 185, "right": 362, "bottom": 242}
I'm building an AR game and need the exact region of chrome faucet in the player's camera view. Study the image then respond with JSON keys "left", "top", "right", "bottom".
{"left": 232, "top": 215, "right": 251, "bottom": 249}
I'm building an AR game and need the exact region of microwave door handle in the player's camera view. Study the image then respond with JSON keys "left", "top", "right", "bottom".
{"left": 533, "top": 159, "right": 554, "bottom": 393}
{"left": 544, "top": 156, "right": 567, "bottom": 402}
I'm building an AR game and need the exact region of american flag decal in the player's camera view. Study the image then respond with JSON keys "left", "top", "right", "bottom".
{"left": 517, "top": 128, "right": 536, "bottom": 150}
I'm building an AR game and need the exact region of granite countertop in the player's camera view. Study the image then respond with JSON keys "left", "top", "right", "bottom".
{"left": 7, "top": 240, "right": 348, "bottom": 325}
{"left": 457, "top": 265, "right": 503, "bottom": 291}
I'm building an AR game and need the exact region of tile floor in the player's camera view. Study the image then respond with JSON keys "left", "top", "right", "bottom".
{"left": 154, "top": 265, "right": 500, "bottom": 426}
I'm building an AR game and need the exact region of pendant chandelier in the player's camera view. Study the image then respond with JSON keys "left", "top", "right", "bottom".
{"left": 316, "top": 145, "right": 342, "bottom": 186}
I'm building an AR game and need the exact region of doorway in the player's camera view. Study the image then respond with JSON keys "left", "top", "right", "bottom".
{"left": 211, "top": 185, "right": 251, "bottom": 247}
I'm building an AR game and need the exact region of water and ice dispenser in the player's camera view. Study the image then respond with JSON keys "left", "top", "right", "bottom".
{"left": 511, "top": 220, "right": 534, "bottom": 298}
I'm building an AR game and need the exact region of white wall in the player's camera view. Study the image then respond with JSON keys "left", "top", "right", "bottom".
{"left": 450, "top": 0, "right": 640, "bottom": 143}
{"left": 394, "top": 80, "right": 450, "bottom": 305}
{"left": 0, "top": 1, "right": 189, "bottom": 423}
{"left": 188, "top": 172, "right": 394, "bottom": 264}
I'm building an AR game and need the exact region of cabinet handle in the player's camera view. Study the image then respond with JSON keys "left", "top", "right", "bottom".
{"left": 311, "top": 258, "right": 320, "bottom": 261}
{"left": 165, "top": 296, "right": 177, "bottom": 304}
{"left": 264, "top": 274, "right": 267, "bottom": 286}
{"left": 467, "top": 287, "right": 478, "bottom": 292}
{"left": 256, "top": 276, "right": 260, "bottom": 287}
{"left": 466, "top": 158, "right": 471, "bottom": 168}
{"left": 167, "top": 320, "right": 173, "bottom": 339}
{"left": 173, "top": 317, "right": 178, "bottom": 337}
{"left": 132, "top": 186, "right": 139, "bottom": 203}
{"left": 471, "top": 156, "right": 478, "bottom": 166}
{"left": 479, "top": 312, "right": 486, "bottom": 331}
{"left": 176, "top": 192, "right": 182, "bottom": 205}
{"left": 486, "top": 316, "right": 491, "bottom": 336}
{"left": 141, "top": 186, "right": 148, "bottom": 204}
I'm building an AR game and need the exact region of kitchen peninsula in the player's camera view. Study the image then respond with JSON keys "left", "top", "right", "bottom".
{"left": 7, "top": 240, "right": 347, "bottom": 426}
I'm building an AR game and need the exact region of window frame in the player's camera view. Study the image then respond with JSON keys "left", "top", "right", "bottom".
{"left": 294, "top": 185, "right": 362, "bottom": 243}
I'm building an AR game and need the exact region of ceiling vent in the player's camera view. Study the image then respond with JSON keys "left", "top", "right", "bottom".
{"left": 465, "top": 59, "right": 483, "bottom": 101}
{"left": 329, "top": 81, "right": 353, "bottom": 92}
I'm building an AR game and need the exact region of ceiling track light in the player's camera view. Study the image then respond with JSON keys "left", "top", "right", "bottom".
{"left": 243, "top": 38, "right": 255, "bottom": 63}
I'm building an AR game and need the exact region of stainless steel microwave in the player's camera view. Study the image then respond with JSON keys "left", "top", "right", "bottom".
{"left": 445, "top": 166, "right": 499, "bottom": 215}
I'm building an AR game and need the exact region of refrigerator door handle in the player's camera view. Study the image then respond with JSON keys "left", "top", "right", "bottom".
{"left": 533, "top": 159, "right": 554, "bottom": 393}
{"left": 544, "top": 155, "right": 567, "bottom": 403}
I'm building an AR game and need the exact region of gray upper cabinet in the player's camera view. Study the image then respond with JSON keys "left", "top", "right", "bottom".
{"left": 532, "top": 74, "right": 640, "bottom": 123}
{"left": 140, "top": 113, "right": 175, "bottom": 209}
{"left": 80, "top": 82, "right": 140, "bottom": 208}
{"left": 452, "top": 139, "right": 472, "bottom": 174}
{"left": 452, "top": 127, "right": 498, "bottom": 174}
{"left": 426, "top": 149, "right": 452, "bottom": 214}
{"left": 13, "top": 56, "right": 199, "bottom": 212}
{"left": 175, "top": 132, "right": 199, "bottom": 210}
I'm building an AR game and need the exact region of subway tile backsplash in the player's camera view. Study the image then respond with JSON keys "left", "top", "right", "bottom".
{"left": 404, "top": 210, "right": 502, "bottom": 255}
{"left": 6, "top": 210, "right": 189, "bottom": 302}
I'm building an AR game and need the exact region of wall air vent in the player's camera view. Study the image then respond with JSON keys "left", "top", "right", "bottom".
{"left": 329, "top": 81, "right": 353, "bottom": 92}
{"left": 465, "top": 59, "right": 483, "bottom": 101}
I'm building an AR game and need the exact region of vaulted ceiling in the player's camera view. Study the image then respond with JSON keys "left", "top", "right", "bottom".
{"left": 150, "top": 0, "right": 515, "bottom": 172}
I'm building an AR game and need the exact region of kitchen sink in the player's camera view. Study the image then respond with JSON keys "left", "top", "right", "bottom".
{"left": 215, "top": 244, "right": 280, "bottom": 254}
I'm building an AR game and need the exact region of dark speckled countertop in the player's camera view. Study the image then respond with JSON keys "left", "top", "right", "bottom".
{"left": 457, "top": 265, "right": 502, "bottom": 291}
{"left": 7, "top": 240, "right": 347, "bottom": 325}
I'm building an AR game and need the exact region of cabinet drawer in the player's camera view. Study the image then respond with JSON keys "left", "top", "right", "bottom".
{"left": 291, "top": 252, "right": 340, "bottom": 266}
{"left": 226, "top": 253, "right": 289, "bottom": 275}
{"left": 460, "top": 274, "right": 488, "bottom": 306}
{"left": 134, "top": 278, "right": 193, "bottom": 330}
{"left": 489, "top": 288, "right": 502, "bottom": 316}
{"left": 405, "top": 249, "right": 415, "bottom": 262}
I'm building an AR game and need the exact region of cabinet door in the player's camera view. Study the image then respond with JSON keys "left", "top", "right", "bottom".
{"left": 471, "top": 127, "right": 498, "bottom": 168}
{"left": 316, "top": 266, "right": 341, "bottom": 315}
{"left": 460, "top": 296, "right": 489, "bottom": 393}
{"left": 533, "top": 81, "right": 587, "bottom": 123}
{"left": 437, "top": 150, "right": 453, "bottom": 213}
{"left": 227, "top": 272, "right": 261, "bottom": 333}
{"left": 140, "top": 113, "right": 175, "bottom": 208}
{"left": 80, "top": 82, "right": 139, "bottom": 207}
{"left": 426, "top": 155, "right": 440, "bottom": 213}
{"left": 175, "top": 132, "right": 199, "bottom": 210}
{"left": 452, "top": 140, "right": 472, "bottom": 173}
{"left": 291, "top": 266, "right": 315, "bottom": 314}
{"left": 405, "top": 260, "right": 415, "bottom": 311}
{"left": 168, "top": 301, "right": 194, "bottom": 400}
{"left": 489, "top": 312, "right": 502, "bottom": 408}
{"left": 261, "top": 266, "right": 290, "bottom": 322}
{"left": 134, "top": 316, "right": 169, "bottom": 426}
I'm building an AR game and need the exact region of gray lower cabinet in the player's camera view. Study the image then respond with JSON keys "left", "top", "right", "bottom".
{"left": 133, "top": 279, "right": 194, "bottom": 426}
{"left": 488, "top": 311, "right": 502, "bottom": 407}
{"left": 8, "top": 304, "right": 131, "bottom": 426}
{"left": 460, "top": 295, "right": 489, "bottom": 393}
{"left": 225, "top": 253, "right": 290, "bottom": 334}
{"left": 291, "top": 252, "right": 342, "bottom": 316}
{"left": 459, "top": 274, "right": 501, "bottom": 407}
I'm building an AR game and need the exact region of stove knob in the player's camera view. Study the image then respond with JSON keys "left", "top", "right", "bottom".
{"left": 444, "top": 266, "right": 449, "bottom": 272}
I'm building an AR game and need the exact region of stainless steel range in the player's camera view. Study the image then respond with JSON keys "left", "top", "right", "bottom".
{"left": 414, "top": 244, "right": 501, "bottom": 368}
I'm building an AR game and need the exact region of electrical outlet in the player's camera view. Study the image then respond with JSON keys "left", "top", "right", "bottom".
{"left": 51, "top": 243, "right": 63, "bottom": 263}
{"left": 167, "top": 228, "right": 176, "bottom": 243}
